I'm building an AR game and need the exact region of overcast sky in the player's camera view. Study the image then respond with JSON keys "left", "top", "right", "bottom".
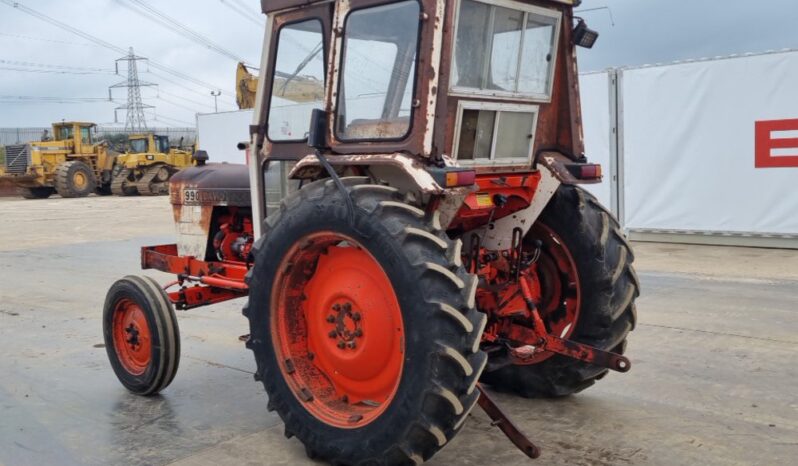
{"left": 0, "top": 0, "right": 797, "bottom": 127}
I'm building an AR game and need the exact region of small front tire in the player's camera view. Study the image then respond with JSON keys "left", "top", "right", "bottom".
{"left": 103, "top": 275, "right": 180, "bottom": 396}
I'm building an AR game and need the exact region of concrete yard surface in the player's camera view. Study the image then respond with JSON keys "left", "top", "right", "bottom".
{"left": 0, "top": 195, "right": 796, "bottom": 465}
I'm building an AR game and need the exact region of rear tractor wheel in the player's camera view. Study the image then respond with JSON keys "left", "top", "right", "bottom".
{"left": 245, "top": 177, "right": 487, "bottom": 464}
{"left": 103, "top": 275, "right": 180, "bottom": 395}
{"left": 19, "top": 187, "right": 54, "bottom": 199}
{"left": 55, "top": 161, "right": 96, "bottom": 198}
{"left": 480, "top": 185, "right": 639, "bottom": 397}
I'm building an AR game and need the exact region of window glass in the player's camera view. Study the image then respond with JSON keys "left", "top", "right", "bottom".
{"left": 268, "top": 20, "right": 325, "bottom": 142}
{"left": 336, "top": 0, "right": 420, "bottom": 140}
{"left": 457, "top": 109, "right": 494, "bottom": 160}
{"left": 157, "top": 136, "right": 170, "bottom": 153}
{"left": 518, "top": 17, "right": 556, "bottom": 94}
{"left": 453, "top": 0, "right": 559, "bottom": 98}
{"left": 494, "top": 111, "right": 534, "bottom": 158}
{"left": 457, "top": 106, "right": 536, "bottom": 162}
{"left": 80, "top": 127, "right": 91, "bottom": 144}
{"left": 130, "top": 138, "right": 147, "bottom": 153}
{"left": 489, "top": 7, "right": 523, "bottom": 92}
{"left": 263, "top": 161, "right": 300, "bottom": 216}
{"left": 58, "top": 126, "right": 73, "bottom": 140}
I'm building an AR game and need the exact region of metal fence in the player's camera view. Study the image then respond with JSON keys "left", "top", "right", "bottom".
{"left": 0, "top": 127, "right": 196, "bottom": 147}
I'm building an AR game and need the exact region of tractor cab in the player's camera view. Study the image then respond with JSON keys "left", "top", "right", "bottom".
{"left": 127, "top": 134, "right": 170, "bottom": 155}
{"left": 52, "top": 122, "right": 97, "bottom": 154}
{"left": 248, "top": 0, "right": 599, "bottom": 233}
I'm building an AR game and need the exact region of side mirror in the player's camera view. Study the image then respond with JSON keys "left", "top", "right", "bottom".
{"left": 307, "top": 108, "right": 328, "bottom": 150}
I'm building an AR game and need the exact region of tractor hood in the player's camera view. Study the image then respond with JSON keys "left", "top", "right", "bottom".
{"left": 169, "top": 163, "right": 250, "bottom": 207}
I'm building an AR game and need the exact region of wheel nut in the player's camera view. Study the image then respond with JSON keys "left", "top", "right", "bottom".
{"left": 352, "top": 312, "right": 361, "bottom": 322}
{"left": 347, "top": 341, "right": 356, "bottom": 349}
{"left": 337, "top": 340, "right": 346, "bottom": 349}
{"left": 332, "top": 304, "right": 341, "bottom": 311}
{"left": 326, "top": 314, "right": 336, "bottom": 323}
{"left": 328, "top": 330, "right": 337, "bottom": 338}
{"left": 343, "top": 303, "right": 352, "bottom": 312}
{"left": 354, "top": 329, "right": 363, "bottom": 337}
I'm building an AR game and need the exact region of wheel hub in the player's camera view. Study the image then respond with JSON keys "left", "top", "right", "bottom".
{"left": 74, "top": 172, "right": 87, "bottom": 189}
{"left": 327, "top": 302, "right": 363, "bottom": 349}
{"left": 112, "top": 299, "right": 152, "bottom": 375}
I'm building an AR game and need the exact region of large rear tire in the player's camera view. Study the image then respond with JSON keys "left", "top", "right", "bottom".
{"left": 19, "top": 187, "right": 54, "bottom": 199}
{"left": 480, "top": 185, "right": 639, "bottom": 397}
{"left": 103, "top": 275, "right": 180, "bottom": 396}
{"left": 245, "top": 177, "right": 487, "bottom": 465}
{"left": 55, "top": 161, "right": 96, "bottom": 198}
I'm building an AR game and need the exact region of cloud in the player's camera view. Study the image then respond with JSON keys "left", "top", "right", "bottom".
{"left": 1, "top": 0, "right": 797, "bottom": 126}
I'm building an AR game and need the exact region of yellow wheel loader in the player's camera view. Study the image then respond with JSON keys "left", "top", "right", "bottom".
{"left": 0, "top": 122, "right": 116, "bottom": 199}
{"left": 111, "top": 133, "right": 193, "bottom": 196}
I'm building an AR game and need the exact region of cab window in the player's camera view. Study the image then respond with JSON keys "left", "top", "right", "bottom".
{"left": 335, "top": 0, "right": 420, "bottom": 141}
{"left": 452, "top": 0, "right": 561, "bottom": 100}
{"left": 58, "top": 126, "right": 73, "bottom": 140}
{"left": 267, "top": 19, "right": 325, "bottom": 142}
{"left": 156, "top": 136, "right": 170, "bottom": 153}
{"left": 80, "top": 127, "right": 91, "bottom": 144}
{"left": 130, "top": 139, "right": 147, "bottom": 153}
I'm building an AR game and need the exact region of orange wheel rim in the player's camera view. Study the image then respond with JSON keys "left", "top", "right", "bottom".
{"left": 112, "top": 298, "right": 152, "bottom": 375}
{"left": 271, "top": 232, "right": 405, "bottom": 428}
{"left": 74, "top": 172, "right": 87, "bottom": 189}
{"left": 521, "top": 223, "right": 581, "bottom": 364}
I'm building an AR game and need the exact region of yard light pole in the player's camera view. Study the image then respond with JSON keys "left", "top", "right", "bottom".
{"left": 210, "top": 90, "right": 221, "bottom": 113}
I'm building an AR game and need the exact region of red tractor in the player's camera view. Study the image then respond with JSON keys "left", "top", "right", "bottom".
{"left": 103, "top": 0, "right": 638, "bottom": 463}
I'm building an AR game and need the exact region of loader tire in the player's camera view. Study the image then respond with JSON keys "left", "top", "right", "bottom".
{"left": 103, "top": 275, "right": 180, "bottom": 396}
{"left": 481, "top": 185, "right": 639, "bottom": 397}
{"left": 19, "top": 187, "right": 54, "bottom": 199}
{"left": 244, "top": 177, "right": 487, "bottom": 465}
{"left": 55, "top": 161, "right": 96, "bottom": 198}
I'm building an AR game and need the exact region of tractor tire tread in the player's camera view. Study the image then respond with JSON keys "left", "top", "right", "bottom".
{"left": 244, "top": 177, "right": 486, "bottom": 465}
{"left": 55, "top": 160, "right": 96, "bottom": 198}
{"left": 480, "top": 185, "right": 639, "bottom": 398}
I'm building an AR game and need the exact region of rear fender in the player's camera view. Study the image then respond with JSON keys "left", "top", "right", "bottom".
{"left": 537, "top": 151, "right": 602, "bottom": 185}
{"left": 289, "top": 153, "right": 475, "bottom": 230}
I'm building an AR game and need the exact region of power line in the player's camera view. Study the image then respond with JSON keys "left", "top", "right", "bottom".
{"left": 147, "top": 70, "right": 236, "bottom": 106}
{"left": 116, "top": 0, "right": 252, "bottom": 65}
{"left": 218, "top": 0, "right": 263, "bottom": 28}
{"left": 155, "top": 95, "right": 204, "bottom": 114}
{"left": 0, "top": 66, "right": 114, "bottom": 75}
{"left": 0, "top": 32, "right": 104, "bottom": 48}
{"left": 0, "top": 95, "right": 113, "bottom": 104}
{"left": 152, "top": 113, "right": 195, "bottom": 127}
{"left": 0, "top": 59, "right": 114, "bottom": 73}
{"left": 0, "top": 0, "right": 232, "bottom": 97}
{"left": 158, "top": 89, "right": 215, "bottom": 110}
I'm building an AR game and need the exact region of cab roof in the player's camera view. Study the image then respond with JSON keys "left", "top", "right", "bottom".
{"left": 53, "top": 121, "right": 96, "bottom": 127}
{"left": 261, "top": 0, "right": 576, "bottom": 15}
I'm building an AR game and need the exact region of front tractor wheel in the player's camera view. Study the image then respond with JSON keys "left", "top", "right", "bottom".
{"left": 103, "top": 275, "right": 180, "bottom": 395}
{"left": 55, "top": 160, "right": 96, "bottom": 198}
{"left": 481, "top": 185, "right": 639, "bottom": 397}
{"left": 245, "top": 177, "right": 487, "bottom": 464}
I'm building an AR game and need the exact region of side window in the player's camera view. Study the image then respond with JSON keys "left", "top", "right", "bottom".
{"left": 455, "top": 103, "right": 538, "bottom": 163}
{"left": 335, "top": 0, "right": 420, "bottom": 141}
{"left": 80, "top": 127, "right": 91, "bottom": 144}
{"left": 452, "top": 0, "right": 560, "bottom": 100}
{"left": 267, "top": 20, "right": 325, "bottom": 142}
